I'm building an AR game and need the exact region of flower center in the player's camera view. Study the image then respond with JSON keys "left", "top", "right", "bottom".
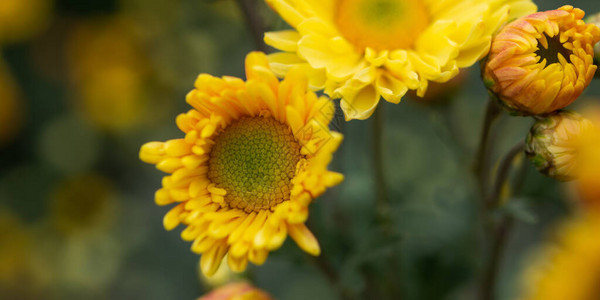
{"left": 208, "top": 117, "right": 302, "bottom": 212}
{"left": 535, "top": 33, "right": 572, "bottom": 66}
{"left": 334, "top": 0, "right": 429, "bottom": 51}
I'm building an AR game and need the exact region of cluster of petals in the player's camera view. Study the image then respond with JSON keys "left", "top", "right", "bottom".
{"left": 483, "top": 5, "right": 600, "bottom": 115}
{"left": 265, "top": 0, "right": 536, "bottom": 119}
{"left": 139, "top": 52, "right": 343, "bottom": 276}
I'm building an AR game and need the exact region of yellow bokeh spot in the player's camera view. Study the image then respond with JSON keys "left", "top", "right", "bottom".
{"left": 208, "top": 117, "right": 302, "bottom": 213}
{"left": 335, "top": 0, "right": 429, "bottom": 51}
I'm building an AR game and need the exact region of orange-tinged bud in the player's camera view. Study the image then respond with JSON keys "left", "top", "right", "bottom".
{"left": 198, "top": 282, "right": 272, "bottom": 300}
{"left": 483, "top": 6, "right": 600, "bottom": 116}
{"left": 525, "top": 110, "right": 594, "bottom": 181}
{"left": 585, "top": 12, "right": 600, "bottom": 67}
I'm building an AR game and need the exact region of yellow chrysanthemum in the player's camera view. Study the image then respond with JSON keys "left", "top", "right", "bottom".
{"left": 66, "top": 17, "right": 150, "bottom": 132}
{"left": 139, "top": 52, "right": 343, "bottom": 276}
{"left": 518, "top": 212, "right": 600, "bottom": 300}
{"left": 525, "top": 110, "right": 594, "bottom": 181}
{"left": 264, "top": 0, "right": 537, "bottom": 120}
{"left": 483, "top": 6, "right": 600, "bottom": 116}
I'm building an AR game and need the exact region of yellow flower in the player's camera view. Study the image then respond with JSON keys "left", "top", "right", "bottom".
{"left": 139, "top": 52, "right": 343, "bottom": 276}
{"left": 586, "top": 12, "right": 600, "bottom": 65}
{"left": 0, "top": 0, "right": 52, "bottom": 43}
{"left": 525, "top": 110, "right": 594, "bottom": 181}
{"left": 575, "top": 106, "right": 600, "bottom": 209}
{"left": 50, "top": 174, "right": 116, "bottom": 234}
{"left": 66, "top": 17, "right": 150, "bottom": 132}
{"left": 518, "top": 212, "right": 600, "bottom": 300}
{"left": 264, "top": 0, "right": 536, "bottom": 120}
{"left": 0, "top": 209, "right": 32, "bottom": 287}
{"left": 483, "top": 6, "right": 600, "bottom": 116}
{"left": 198, "top": 282, "right": 272, "bottom": 300}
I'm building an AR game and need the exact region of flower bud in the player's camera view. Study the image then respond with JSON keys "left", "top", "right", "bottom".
{"left": 483, "top": 6, "right": 600, "bottom": 116}
{"left": 585, "top": 12, "right": 600, "bottom": 68}
{"left": 525, "top": 110, "right": 593, "bottom": 181}
{"left": 198, "top": 282, "right": 272, "bottom": 300}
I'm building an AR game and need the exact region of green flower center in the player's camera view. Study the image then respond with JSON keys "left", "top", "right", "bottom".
{"left": 535, "top": 33, "right": 572, "bottom": 66}
{"left": 208, "top": 117, "right": 302, "bottom": 212}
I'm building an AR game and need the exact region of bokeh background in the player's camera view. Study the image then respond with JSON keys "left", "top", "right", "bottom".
{"left": 0, "top": 0, "right": 599, "bottom": 299}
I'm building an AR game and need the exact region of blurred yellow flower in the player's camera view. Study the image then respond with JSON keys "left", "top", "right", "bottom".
{"left": 575, "top": 106, "right": 600, "bottom": 209}
{"left": 200, "top": 255, "right": 242, "bottom": 289}
{"left": 483, "top": 6, "right": 600, "bottom": 116}
{"left": 0, "top": 0, "right": 52, "bottom": 43}
{"left": 0, "top": 209, "right": 32, "bottom": 286}
{"left": 66, "top": 17, "right": 150, "bottom": 132}
{"left": 518, "top": 211, "right": 600, "bottom": 300}
{"left": 0, "top": 60, "right": 23, "bottom": 146}
{"left": 264, "top": 0, "right": 536, "bottom": 120}
{"left": 50, "top": 174, "right": 116, "bottom": 234}
{"left": 198, "top": 281, "right": 272, "bottom": 300}
{"left": 525, "top": 110, "right": 594, "bottom": 181}
{"left": 140, "top": 52, "right": 343, "bottom": 276}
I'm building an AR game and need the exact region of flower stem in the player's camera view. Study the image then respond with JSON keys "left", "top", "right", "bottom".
{"left": 235, "top": 0, "right": 268, "bottom": 52}
{"left": 473, "top": 100, "right": 502, "bottom": 190}
{"left": 372, "top": 106, "right": 390, "bottom": 227}
{"left": 479, "top": 141, "right": 524, "bottom": 300}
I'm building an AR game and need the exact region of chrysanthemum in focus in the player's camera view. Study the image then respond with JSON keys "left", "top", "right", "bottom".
{"left": 518, "top": 212, "right": 600, "bottom": 300}
{"left": 483, "top": 6, "right": 600, "bottom": 116}
{"left": 140, "top": 52, "right": 343, "bottom": 276}
{"left": 264, "top": 0, "right": 536, "bottom": 120}
{"left": 198, "top": 282, "right": 272, "bottom": 300}
{"left": 525, "top": 110, "right": 594, "bottom": 181}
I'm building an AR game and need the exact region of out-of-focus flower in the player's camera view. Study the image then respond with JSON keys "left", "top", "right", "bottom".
{"left": 0, "top": 0, "right": 52, "bottom": 43}
{"left": 0, "top": 60, "right": 23, "bottom": 146}
{"left": 264, "top": 0, "right": 536, "bottom": 120}
{"left": 50, "top": 174, "right": 115, "bottom": 234}
{"left": 0, "top": 209, "right": 32, "bottom": 286}
{"left": 139, "top": 52, "right": 343, "bottom": 276}
{"left": 525, "top": 110, "right": 593, "bottom": 181}
{"left": 483, "top": 6, "right": 600, "bottom": 116}
{"left": 200, "top": 256, "right": 243, "bottom": 289}
{"left": 585, "top": 12, "right": 600, "bottom": 66}
{"left": 198, "top": 282, "right": 272, "bottom": 300}
{"left": 518, "top": 212, "right": 600, "bottom": 300}
{"left": 575, "top": 106, "right": 600, "bottom": 209}
{"left": 66, "top": 17, "right": 151, "bottom": 132}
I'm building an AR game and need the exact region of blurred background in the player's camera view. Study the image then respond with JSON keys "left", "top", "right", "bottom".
{"left": 0, "top": 0, "right": 599, "bottom": 299}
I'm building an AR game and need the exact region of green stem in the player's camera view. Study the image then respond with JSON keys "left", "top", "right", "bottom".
{"left": 487, "top": 141, "right": 525, "bottom": 208}
{"left": 372, "top": 107, "right": 390, "bottom": 226}
{"left": 479, "top": 141, "right": 524, "bottom": 300}
{"left": 474, "top": 100, "right": 502, "bottom": 191}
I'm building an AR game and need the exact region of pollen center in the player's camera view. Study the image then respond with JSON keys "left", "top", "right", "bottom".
{"left": 335, "top": 0, "right": 430, "bottom": 51}
{"left": 208, "top": 117, "right": 302, "bottom": 212}
{"left": 535, "top": 33, "right": 572, "bottom": 66}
